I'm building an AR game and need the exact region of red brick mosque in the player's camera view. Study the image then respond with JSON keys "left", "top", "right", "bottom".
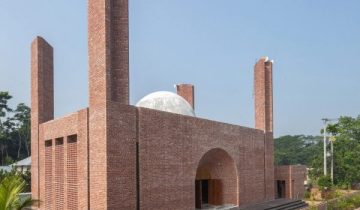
{"left": 30, "top": 0, "right": 306, "bottom": 209}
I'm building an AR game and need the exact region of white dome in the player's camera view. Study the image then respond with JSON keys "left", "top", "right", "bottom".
{"left": 136, "top": 91, "right": 195, "bottom": 117}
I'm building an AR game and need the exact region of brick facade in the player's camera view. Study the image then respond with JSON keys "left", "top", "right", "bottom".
{"left": 275, "top": 165, "right": 307, "bottom": 199}
{"left": 29, "top": 0, "right": 304, "bottom": 209}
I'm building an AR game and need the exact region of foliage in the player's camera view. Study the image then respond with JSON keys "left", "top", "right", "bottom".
{"left": 274, "top": 135, "right": 322, "bottom": 165}
{"left": 311, "top": 116, "right": 360, "bottom": 187}
{"left": 0, "top": 169, "right": 31, "bottom": 193}
{"left": 318, "top": 175, "right": 332, "bottom": 191}
{"left": 0, "top": 92, "right": 30, "bottom": 166}
{"left": 0, "top": 173, "right": 37, "bottom": 210}
{"left": 327, "top": 193, "right": 360, "bottom": 210}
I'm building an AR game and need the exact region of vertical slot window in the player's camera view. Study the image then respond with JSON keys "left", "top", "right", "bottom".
{"left": 67, "top": 134, "right": 77, "bottom": 144}
{"left": 55, "top": 137, "right": 64, "bottom": 146}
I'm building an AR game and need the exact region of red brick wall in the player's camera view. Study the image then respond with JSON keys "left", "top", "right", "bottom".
{"left": 138, "top": 107, "right": 268, "bottom": 209}
{"left": 38, "top": 110, "right": 89, "bottom": 210}
{"left": 264, "top": 134, "right": 275, "bottom": 199}
{"left": 31, "top": 36, "right": 54, "bottom": 201}
{"left": 106, "top": 103, "right": 137, "bottom": 209}
{"left": 77, "top": 109, "right": 89, "bottom": 210}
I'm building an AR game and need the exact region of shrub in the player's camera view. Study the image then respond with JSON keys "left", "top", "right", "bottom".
{"left": 318, "top": 175, "right": 332, "bottom": 191}
{"left": 0, "top": 175, "right": 38, "bottom": 210}
{"left": 335, "top": 198, "right": 355, "bottom": 210}
{"left": 351, "top": 194, "right": 360, "bottom": 207}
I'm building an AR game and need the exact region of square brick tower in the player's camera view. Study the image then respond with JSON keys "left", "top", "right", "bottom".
{"left": 254, "top": 57, "right": 275, "bottom": 200}
{"left": 88, "top": 0, "right": 136, "bottom": 209}
{"left": 31, "top": 37, "right": 54, "bottom": 201}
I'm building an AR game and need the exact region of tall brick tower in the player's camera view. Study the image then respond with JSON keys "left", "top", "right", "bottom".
{"left": 254, "top": 57, "right": 275, "bottom": 200}
{"left": 88, "top": 0, "right": 129, "bottom": 107}
{"left": 30, "top": 37, "right": 54, "bottom": 201}
{"left": 88, "top": 0, "right": 136, "bottom": 209}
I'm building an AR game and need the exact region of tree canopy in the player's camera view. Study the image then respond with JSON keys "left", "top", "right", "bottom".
{"left": 274, "top": 135, "right": 322, "bottom": 166}
{"left": 320, "top": 116, "right": 360, "bottom": 187}
{"left": 275, "top": 116, "right": 360, "bottom": 188}
{"left": 0, "top": 92, "right": 30, "bottom": 166}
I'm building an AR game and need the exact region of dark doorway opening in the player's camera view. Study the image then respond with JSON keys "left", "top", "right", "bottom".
{"left": 277, "top": 180, "right": 286, "bottom": 198}
{"left": 201, "top": 180, "right": 209, "bottom": 204}
{"left": 196, "top": 180, "right": 208, "bottom": 209}
{"left": 195, "top": 179, "right": 222, "bottom": 209}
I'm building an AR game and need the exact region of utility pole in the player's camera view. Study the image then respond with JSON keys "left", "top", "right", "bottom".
{"left": 331, "top": 137, "right": 334, "bottom": 183}
{"left": 321, "top": 118, "right": 338, "bottom": 178}
{"left": 322, "top": 119, "right": 328, "bottom": 176}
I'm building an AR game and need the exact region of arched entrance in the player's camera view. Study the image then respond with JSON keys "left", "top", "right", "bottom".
{"left": 195, "top": 148, "right": 238, "bottom": 209}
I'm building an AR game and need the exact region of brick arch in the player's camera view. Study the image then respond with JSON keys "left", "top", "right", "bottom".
{"left": 195, "top": 148, "right": 239, "bottom": 207}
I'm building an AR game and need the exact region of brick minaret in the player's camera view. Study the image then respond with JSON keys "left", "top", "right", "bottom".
{"left": 88, "top": 0, "right": 132, "bottom": 209}
{"left": 254, "top": 57, "right": 273, "bottom": 132}
{"left": 176, "top": 84, "right": 195, "bottom": 109}
{"left": 31, "top": 37, "right": 54, "bottom": 201}
{"left": 254, "top": 57, "right": 275, "bottom": 200}
{"left": 89, "top": 0, "right": 129, "bottom": 107}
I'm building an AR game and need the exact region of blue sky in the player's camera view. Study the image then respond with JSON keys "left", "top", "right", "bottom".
{"left": 0, "top": 0, "right": 359, "bottom": 137}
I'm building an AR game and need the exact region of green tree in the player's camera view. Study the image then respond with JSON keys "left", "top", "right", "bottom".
{"left": 0, "top": 118, "right": 14, "bottom": 165}
{"left": 275, "top": 135, "right": 322, "bottom": 166}
{"left": 0, "top": 92, "right": 31, "bottom": 165}
{"left": 311, "top": 116, "right": 360, "bottom": 188}
{"left": 12, "top": 104, "right": 31, "bottom": 158}
{"left": 0, "top": 92, "right": 13, "bottom": 165}
{"left": 0, "top": 92, "right": 12, "bottom": 120}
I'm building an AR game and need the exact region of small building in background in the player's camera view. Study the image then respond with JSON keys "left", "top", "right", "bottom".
{"left": 0, "top": 157, "right": 31, "bottom": 173}
{"left": 12, "top": 156, "right": 31, "bottom": 172}
{"left": 275, "top": 165, "right": 307, "bottom": 199}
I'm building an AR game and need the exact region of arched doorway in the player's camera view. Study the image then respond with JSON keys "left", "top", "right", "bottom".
{"left": 195, "top": 148, "right": 238, "bottom": 209}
